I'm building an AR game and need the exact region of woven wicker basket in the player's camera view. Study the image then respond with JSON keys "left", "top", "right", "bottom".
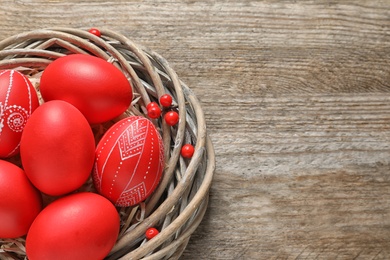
{"left": 0, "top": 28, "right": 215, "bottom": 260}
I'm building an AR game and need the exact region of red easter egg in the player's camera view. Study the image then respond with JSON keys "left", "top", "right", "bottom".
{"left": 20, "top": 100, "right": 95, "bottom": 196}
{"left": 0, "top": 70, "right": 39, "bottom": 158}
{"left": 0, "top": 160, "right": 42, "bottom": 238}
{"left": 26, "top": 192, "right": 119, "bottom": 260}
{"left": 93, "top": 116, "right": 164, "bottom": 207}
{"left": 40, "top": 54, "right": 133, "bottom": 124}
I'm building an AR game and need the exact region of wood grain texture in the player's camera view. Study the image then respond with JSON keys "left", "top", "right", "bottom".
{"left": 1, "top": 1, "right": 390, "bottom": 259}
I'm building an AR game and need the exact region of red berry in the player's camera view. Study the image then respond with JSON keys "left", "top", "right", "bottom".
{"left": 147, "top": 105, "right": 162, "bottom": 119}
{"left": 181, "top": 144, "right": 195, "bottom": 158}
{"left": 164, "top": 111, "right": 179, "bottom": 126}
{"left": 88, "top": 28, "right": 101, "bottom": 37}
{"left": 159, "top": 94, "right": 173, "bottom": 107}
{"left": 145, "top": 227, "right": 159, "bottom": 240}
{"left": 146, "top": 101, "right": 159, "bottom": 110}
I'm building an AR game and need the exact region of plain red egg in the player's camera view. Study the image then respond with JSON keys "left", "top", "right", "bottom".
{"left": 0, "top": 160, "right": 42, "bottom": 238}
{"left": 93, "top": 116, "right": 164, "bottom": 207}
{"left": 20, "top": 100, "right": 95, "bottom": 196}
{"left": 26, "top": 192, "right": 119, "bottom": 260}
{"left": 39, "top": 54, "right": 133, "bottom": 124}
{"left": 0, "top": 70, "right": 39, "bottom": 158}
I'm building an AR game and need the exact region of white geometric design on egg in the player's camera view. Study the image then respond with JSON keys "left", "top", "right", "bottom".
{"left": 0, "top": 70, "right": 33, "bottom": 135}
{"left": 0, "top": 70, "right": 37, "bottom": 158}
{"left": 2, "top": 70, "right": 12, "bottom": 108}
{"left": 115, "top": 118, "right": 149, "bottom": 204}
{"left": 20, "top": 70, "right": 34, "bottom": 115}
{"left": 0, "top": 70, "right": 12, "bottom": 138}
{"left": 118, "top": 118, "right": 147, "bottom": 161}
{"left": 116, "top": 182, "right": 146, "bottom": 207}
{"left": 4, "top": 105, "right": 29, "bottom": 132}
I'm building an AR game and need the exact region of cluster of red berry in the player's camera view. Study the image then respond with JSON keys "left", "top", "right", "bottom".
{"left": 146, "top": 94, "right": 194, "bottom": 159}
{"left": 146, "top": 94, "right": 177, "bottom": 125}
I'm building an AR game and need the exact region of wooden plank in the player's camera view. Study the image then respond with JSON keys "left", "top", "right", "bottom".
{"left": 1, "top": 1, "right": 390, "bottom": 259}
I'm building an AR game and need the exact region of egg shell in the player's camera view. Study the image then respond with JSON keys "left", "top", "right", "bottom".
{"left": 39, "top": 54, "right": 133, "bottom": 124}
{"left": 0, "top": 160, "right": 42, "bottom": 238}
{"left": 0, "top": 70, "right": 39, "bottom": 158}
{"left": 93, "top": 116, "right": 164, "bottom": 207}
{"left": 20, "top": 100, "right": 95, "bottom": 196}
{"left": 26, "top": 192, "right": 120, "bottom": 260}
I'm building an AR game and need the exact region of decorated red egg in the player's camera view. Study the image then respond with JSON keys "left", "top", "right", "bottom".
{"left": 0, "top": 70, "right": 39, "bottom": 158}
{"left": 39, "top": 54, "right": 133, "bottom": 124}
{"left": 0, "top": 160, "right": 42, "bottom": 238}
{"left": 93, "top": 116, "right": 164, "bottom": 207}
{"left": 26, "top": 192, "right": 120, "bottom": 260}
{"left": 20, "top": 100, "right": 95, "bottom": 196}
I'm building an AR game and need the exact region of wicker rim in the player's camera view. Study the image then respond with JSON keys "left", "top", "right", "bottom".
{"left": 0, "top": 28, "right": 215, "bottom": 260}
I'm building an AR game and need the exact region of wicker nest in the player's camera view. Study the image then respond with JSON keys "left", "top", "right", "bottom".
{"left": 0, "top": 28, "right": 215, "bottom": 259}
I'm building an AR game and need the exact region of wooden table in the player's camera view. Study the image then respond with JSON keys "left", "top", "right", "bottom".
{"left": 1, "top": 1, "right": 390, "bottom": 259}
